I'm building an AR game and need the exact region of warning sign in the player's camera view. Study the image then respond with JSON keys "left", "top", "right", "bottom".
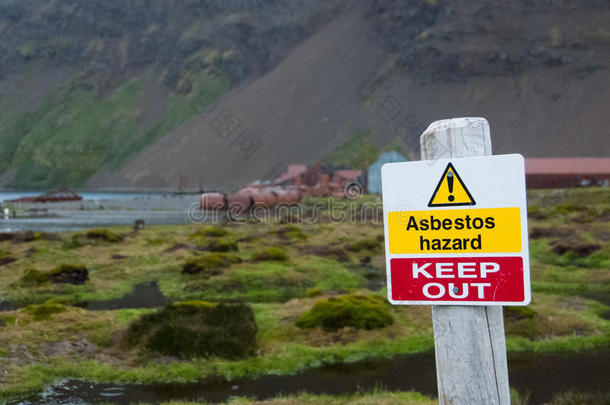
{"left": 428, "top": 163, "right": 475, "bottom": 207}
{"left": 381, "top": 154, "right": 530, "bottom": 305}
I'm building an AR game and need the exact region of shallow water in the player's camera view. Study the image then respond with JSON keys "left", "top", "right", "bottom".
{"left": 0, "top": 282, "right": 170, "bottom": 311}
{"left": 0, "top": 209, "right": 192, "bottom": 233}
{"left": 0, "top": 192, "right": 162, "bottom": 203}
{"left": 0, "top": 191, "right": 206, "bottom": 232}
{"left": 11, "top": 351, "right": 610, "bottom": 405}
{"left": 77, "top": 281, "right": 171, "bottom": 310}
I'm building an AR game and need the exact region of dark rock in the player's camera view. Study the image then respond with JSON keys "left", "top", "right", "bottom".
{"left": 133, "top": 219, "right": 146, "bottom": 230}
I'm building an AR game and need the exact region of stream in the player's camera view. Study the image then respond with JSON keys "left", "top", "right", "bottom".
{"left": 10, "top": 351, "right": 610, "bottom": 405}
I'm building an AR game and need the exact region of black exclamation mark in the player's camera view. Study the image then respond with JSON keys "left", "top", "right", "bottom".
{"left": 447, "top": 170, "right": 454, "bottom": 202}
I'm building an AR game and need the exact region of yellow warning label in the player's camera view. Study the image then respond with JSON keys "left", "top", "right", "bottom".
{"left": 387, "top": 207, "right": 522, "bottom": 254}
{"left": 428, "top": 163, "right": 475, "bottom": 207}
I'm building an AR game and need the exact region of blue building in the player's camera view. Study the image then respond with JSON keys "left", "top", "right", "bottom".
{"left": 367, "top": 151, "right": 407, "bottom": 194}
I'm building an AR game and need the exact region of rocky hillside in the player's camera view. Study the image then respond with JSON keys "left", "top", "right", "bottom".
{"left": 1, "top": 0, "right": 609, "bottom": 190}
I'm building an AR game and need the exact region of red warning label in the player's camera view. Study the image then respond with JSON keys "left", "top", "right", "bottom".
{"left": 390, "top": 257, "right": 526, "bottom": 304}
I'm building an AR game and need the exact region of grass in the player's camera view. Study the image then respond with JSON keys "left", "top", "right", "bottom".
{"left": 0, "top": 188, "right": 609, "bottom": 401}
{"left": 138, "top": 390, "right": 436, "bottom": 405}
{"left": 295, "top": 294, "right": 393, "bottom": 331}
{"left": 125, "top": 301, "right": 257, "bottom": 359}
{"left": 0, "top": 68, "right": 229, "bottom": 188}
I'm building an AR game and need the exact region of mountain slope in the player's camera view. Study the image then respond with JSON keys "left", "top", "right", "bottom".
{"left": 0, "top": 0, "right": 345, "bottom": 188}
{"left": 1, "top": 0, "right": 609, "bottom": 190}
{"left": 89, "top": 0, "right": 610, "bottom": 191}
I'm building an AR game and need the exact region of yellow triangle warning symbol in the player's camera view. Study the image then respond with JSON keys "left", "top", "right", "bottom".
{"left": 428, "top": 163, "right": 475, "bottom": 207}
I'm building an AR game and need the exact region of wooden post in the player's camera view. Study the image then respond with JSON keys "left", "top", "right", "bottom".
{"left": 420, "top": 117, "right": 510, "bottom": 405}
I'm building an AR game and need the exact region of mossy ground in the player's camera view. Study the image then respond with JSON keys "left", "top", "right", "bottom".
{"left": 0, "top": 188, "right": 609, "bottom": 401}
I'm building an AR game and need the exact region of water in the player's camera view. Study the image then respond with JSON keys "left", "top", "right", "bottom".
{"left": 0, "top": 191, "right": 169, "bottom": 203}
{"left": 0, "top": 191, "right": 203, "bottom": 232}
{"left": 1, "top": 282, "right": 170, "bottom": 311}
{"left": 11, "top": 351, "right": 610, "bottom": 405}
{"left": 0, "top": 210, "right": 192, "bottom": 233}
{"left": 77, "top": 282, "right": 171, "bottom": 310}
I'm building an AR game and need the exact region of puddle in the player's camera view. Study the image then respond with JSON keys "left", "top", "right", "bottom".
{"left": 77, "top": 282, "right": 171, "bottom": 310}
{"left": 0, "top": 300, "right": 19, "bottom": 311}
{"left": 1, "top": 282, "right": 170, "bottom": 313}
{"left": 11, "top": 351, "right": 610, "bottom": 405}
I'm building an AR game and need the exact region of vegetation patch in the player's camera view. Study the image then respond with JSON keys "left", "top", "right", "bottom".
{"left": 125, "top": 301, "right": 257, "bottom": 359}
{"left": 18, "top": 267, "right": 49, "bottom": 287}
{"left": 203, "top": 238, "right": 239, "bottom": 252}
{"left": 191, "top": 226, "right": 229, "bottom": 238}
{"left": 85, "top": 228, "right": 124, "bottom": 243}
{"left": 504, "top": 306, "right": 542, "bottom": 338}
{"left": 48, "top": 264, "right": 89, "bottom": 285}
{"left": 296, "top": 294, "right": 393, "bottom": 331}
{"left": 346, "top": 238, "right": 381, "bottom": 252}
{"left": 275, "top": 225, "right": 307, "bottom": 241}
{"left": 300, "top": 245, "right": 349, "bottom": 262}
{"left": 252, "top": 247, "right": 289, "bottom": 262}
{"left": 0, "top": 231, "right": 56, "bottom": 244}
{"left": 181, "top": 253, "right": 240, "bottom": 275}
{"left": 22, "top": 301, "right": 67, "bottom": 321}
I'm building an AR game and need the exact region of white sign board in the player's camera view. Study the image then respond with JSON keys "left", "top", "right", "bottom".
{"left": 381, "top": 154, "right": 530, "bottom": 305}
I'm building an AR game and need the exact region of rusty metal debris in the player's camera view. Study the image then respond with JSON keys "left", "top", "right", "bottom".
{"left": 200, "top": 163, "right": 363, "bottom": 210}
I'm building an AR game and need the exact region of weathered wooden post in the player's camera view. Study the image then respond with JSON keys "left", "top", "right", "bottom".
{"left": 420, "top": 117, "right": 510, "bottom": 405}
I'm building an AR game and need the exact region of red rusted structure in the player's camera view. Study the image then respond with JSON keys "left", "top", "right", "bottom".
{"left": 198, "top": 162, "right": 362, "bottom": 211}
{"left": 525, "top": 158, "right": 610, "bottom": 189}
{"left": 199, "top": 192, "right": 226, "bottom": 210}
{"left": 7, "top": 189, "right": 83, "bottom": 203}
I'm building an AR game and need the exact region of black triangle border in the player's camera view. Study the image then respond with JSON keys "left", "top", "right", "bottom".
{"left": 427, "top": 162, "right": 476, "bottom": 207}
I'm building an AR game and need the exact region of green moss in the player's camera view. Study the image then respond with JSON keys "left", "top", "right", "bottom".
{"left": 274, "top": 225, "right": 307, "bottom": 241}
{"left": 3, "top": 69, "right": 228, "bottom": 188}
{"left": 296, "top": 294, "right": 393, "bottom": 331}
{"left": 504, "top": 306, "right": 537, "bottom": 321}
{"left": 0, "top": 316, "right": 16, "bottom": 326}
{"left": 125, "top": 301, "right": 257, "bottom": 359}
{"left": 182, "top": 253, "right": 240, "bottom": 275}
{"left": 346, "top": 238, "right": 381, "bottom": 252}
{"left": 252, "top": 247, "right": 289, "bottom": 262}
{"left": 22, "top": 301, "right": 67, "bottom": 321}
{"left": 85, "top": 228, "right": 124, "bottom": 243}
{"left": 192, "top": 226, "right": 229, "bottom": 238}
{"left": 527, "top": 205, "right": 548, "bottom": 219}
{"left": 504, "top": 306, "right": 542, "bottom": 339}
{"left": 171, "top": 300, "right": 216, "bottom": 309}
{"left": 305, "top": 288, "right": 323, "bottom": 298}
{"left": 553, "top": 203, "right": 586, "bottom": 216}
{"left": 18, "top": 267, "right": 49, "bottom": 287}
{"left": 205, "top": 238, "right": 238, "bottom": 252}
